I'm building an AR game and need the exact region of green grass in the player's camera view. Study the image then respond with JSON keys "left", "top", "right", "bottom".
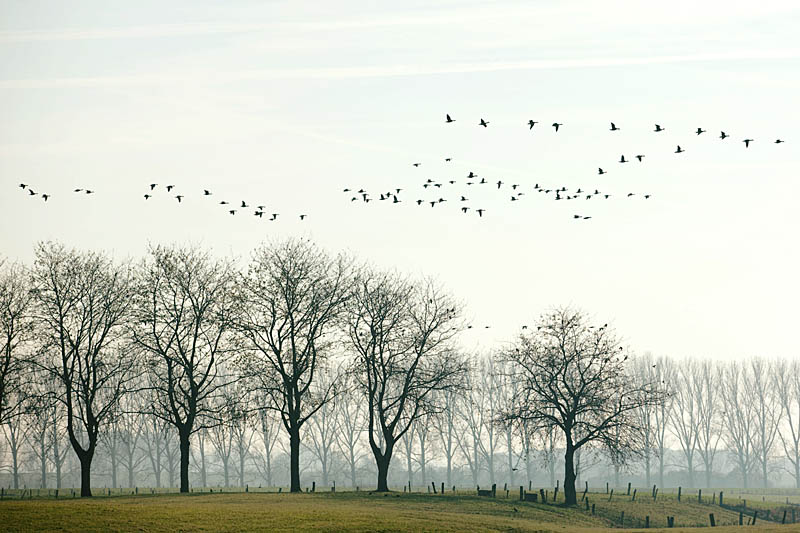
{"left": 1, "top": 490, "right": 798, "bottom": 532}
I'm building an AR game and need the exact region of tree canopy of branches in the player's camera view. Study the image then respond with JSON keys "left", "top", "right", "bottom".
{"left": 132, "top": 244, "right": 239, "bottom": 493}
{"left": 31, "top": 242, "right": 136, "bottom": 497}
{"left": 347, "top": 270, "right": 466, "bottom": 492}
{"left": 236, "top": 238, "right": 353, "bottom": 492}
{"left": 0, "top": 259, "right": 34, "bottom": 425}
{"left": 503, "top": 307, "right": 665, "bottom": 505}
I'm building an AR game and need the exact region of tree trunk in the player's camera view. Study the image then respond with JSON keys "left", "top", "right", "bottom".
{"left": 289, "top": 425, "right": 301, "bottom": 492}
{"left": 563, "top": 443, "right": 577, "bottom": 505}
{"left": 80, "top": 453, "right": 93, "bottom": 497}
{"left": 376, "top": 454, "right": 391, "bottom": 492}
{"left": 179, "top": 430, "right": 191, "bottom": 493}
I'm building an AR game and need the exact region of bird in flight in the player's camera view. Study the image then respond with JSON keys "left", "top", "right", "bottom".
{"left": 166, "top": 185, "right": 174, "bottom": 192}
{"left": 598, "top": 168, "right": 607, "bottom": 175}
{"left": 654, "top": 124, "right": 664, "bottom": 132}
{"left": 528, "top": 120, "right": 538, "bottom": 129}
{"left": 467, "top": 171, "right": 478, "bottom": 179}
{"left": 635, "top": 155, "right": 645, "bottom": 162}
{"left": 42, "top": 194, "right": 50, "bottom": 201}
{"left": 220, "top": 200, "right": 229, "bottom": 205}
{"left": 445, "top": 157, "right": 452, "bottom": 161}
{"left": 775, "top": 139, "right": 785, "bottom": 144}
{"left": 85, "top": 190, "right": 94, "bottom": 194}
{"left": 610, "top": 122, "right": 620, "bottom": 131}
{"left": 695, "top": 127, "right": 706, "bottom": 135}
{"left": 476, "top": 209, "right": 485, "bottom": 217}
{"left": 300, "top": 214, "right": 307, "bottom": 220}
{"left": 461, "top": 207, "right": 470, "bottom": 213}
{"left": 254, "top": 211, "right": 264, "bottom": 218}
{"left": 675, "top": 145, "right": 685, "bottom": 153}
{"left": 496, "top": 180, "right": 503, "bottom": 189}
{"left": 241, "top": 201, "right": 248, "bottom": 208}
{"left": 270, "top": 213, "right": 278, "bottom": 221}
{"left": 619, "top": 155, "right": 628, "bottom": 163}
{"left": 743, "top": 138, "right": 754, "bottom": 148}
{"left": 204, "top": 190, "right": 212, "bottom": 195}
{"left": 28, "top": 189, "right": 36, "bottom": 196}
{"left": 720, "top": 131, "right": 729, "bottom": 140}
{"left": 175, "top": 195, "right": 184, "bottom": 203}
{"left": 19, "top": 183, "right": 27, "bottom": 189}
{"left": 446, "top": 114, "right": 455, "bottom": 123}
{"left": 73, "top": 188, "right": 82, "bottom": 193}
{"left": 552, "top": 122, "right": 563, "bottom": 132}
{"left": 144, "top": 194, "right": 151, "bottom": 200}
{"left": 229, "top": 210, "right": 236, "bottom": 215}
{"left": 150, "top": 183, "right": 157, "bottom": 190}
{"left": 413, "top": 163, "right": 421, "bottom": 167}
{"left": 479, "top": 118, "right": 489, "bottom": 127}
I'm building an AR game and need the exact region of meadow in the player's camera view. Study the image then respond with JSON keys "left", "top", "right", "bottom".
{"left": 1, "top": 487, "right": 799, "bottom": 532}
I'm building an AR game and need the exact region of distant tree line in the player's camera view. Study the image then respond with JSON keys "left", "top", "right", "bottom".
{"left": 1, "top": 241, "right": 798, "bottom": 500}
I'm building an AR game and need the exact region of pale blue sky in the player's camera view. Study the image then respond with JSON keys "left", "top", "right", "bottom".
{"left": 1, "top": 1, "right": 799, "bottom": 359}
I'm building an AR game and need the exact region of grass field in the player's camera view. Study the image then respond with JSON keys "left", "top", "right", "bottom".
{"left": 2, "top": 489, "right": 800, "bottom": 532}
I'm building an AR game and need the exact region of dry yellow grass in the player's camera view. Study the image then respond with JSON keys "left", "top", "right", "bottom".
{"left": 0, "top": 491, "right": 797, "bottom": 532}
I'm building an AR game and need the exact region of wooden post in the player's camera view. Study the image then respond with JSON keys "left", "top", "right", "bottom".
{"left": 606, "top": 481, "right": 609, "bottom": 493}
{"left": 591, "top": 503, "right": 596, "bottom": 515}
{"left": 520, "top": 486, "right": 524, "bottom": 501}
{"left": 585, "top": 498, "right": 590, "bottom": 510}
{"left": 452, "top": 485, "right": 455, "bottom": 493}
{"left": 645, "top": 515, "right": 650, "bottom": 528}
{"left": 608, "top": 489, "right": 614, "bottom": 501}
{"left": 312, "top": 481, "right": 315, "bottom": 493}
{"left": 632, "top": 488, "right": 637, "bottom": 501}
{"left": 431, "top": 482, "right": 437, "bottom": 494}
{"left": 627, "top": 482, "right": 631, "bottom": 496}
{"left": 752, "top": 511, "right": 757, "bottom": 525}
{"left": 54, "top": 489, "right": 58, "bottom": 499}
{"left": 491, "top": 483, "right": 496, "bottom": 497}
{"left": 709, "top": 513, "right": 715, "bottom": 527}
{"left": 582, "top": 481, "right": 588, "bottom": 501}
{"left": 667, "top": 516, "right": 674, "bottom": 528}
{"left": 540, "top": 488, "right": 546, "bottom": 503}
{"left": 408, "top": 480, "right": 411, "bottom": 493}
{"left": 743, "top": 499, "right": 746, "bottom": 509}
{"left": 782, "top": 510, "right": 787, "bottom": 524}
{"left": 719, "top": 491, "right": 722, "bottom": 506}
{"left": 504, "top": 483, "right": 507, "bottom": 492}
{"left": 652, "top": 484, "right": 657, "bottom": 499}
{"left": 528, "top": 480, "right": 531, "bottom": 491}
{"left": 404, "top": 485, "right": 407, "bottom": 493}
{"left": 698, "top": 488, "right": 702, "bottom": 503}
{"left": 245, "top": 484, "right": 249, "bottom": 493}
{"left": 553, "top": 486, "right": 558, "bottom": 502}
{"left": 620, "top": 511, "right": 625, "bottom": 527}
{"left": 739, "top": 511, "right": 743, "bottom": 525}
{"left": 441, "top": 482, "right": 444, "bottom": 495}
{"left": 677, "top": 486, "right": 681, "bottom": 502}
{"left": 791, "top": 508, "right": 795, "bottom": 523}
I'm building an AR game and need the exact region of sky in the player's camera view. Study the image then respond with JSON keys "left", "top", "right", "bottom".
{"left": 1, "top": 1, "right": 799, "bottom": 360}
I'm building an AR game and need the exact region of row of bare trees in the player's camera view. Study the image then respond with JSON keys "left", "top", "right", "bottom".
{"left": 2, "top": 242, "right": 799, "bottom": 500}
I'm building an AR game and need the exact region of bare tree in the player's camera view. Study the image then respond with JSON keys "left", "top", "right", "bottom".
{"left": 306, "top": 368, "right": 340, "bottom": 487}
{"left": 694, "top": 359, "right": 722, "bottom": 488}
{"left": 503, "top": 307, "right": 664, "bottom": 505}
{"left": 432, "top": 389, "right": 459, "bottom": 486}
{"left": 632, "top": 354, "right": 658, "bottom": 487}
{"left": 31, "top": 242, "right": 136, "bottom": 497}
{"left": 775, "top": 359, "right": 800, "bottom": 488}
{"left": 132, "top": 244, "right": 239, "bottom": 493}
{"left": 237, "top": 239, "right": 352, "bottom": 493}
{"left": 670, "top": 359, "right": 699, "bottom": 487}
{"left": 347, "top": 271, "right": 466, "bottom": 492}
{"left": 252, "top": 403, "right": 280, "bottom": 487}
{"left": 748, "top": 358, "right": 782, "bottom": 487}
{"left": 720, "top": 361, "right": 756, "bottom": 488}
{"left": 0, "top": 260, "right": 34, "bottom": 426}
{"left": 652, "top": 356, "right": 675, "bottom": 488}
{"left": 333, "top": 377, "right": 369, "bottom": 488}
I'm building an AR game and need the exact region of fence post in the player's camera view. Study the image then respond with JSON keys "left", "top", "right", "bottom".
{"left": 677, "top": 486, "right": 681, "bottom": 502}
{"left": 582, "top": 481, "right": 588, "bottom": 501}
{"left": 608, "top": 489, "right": 614, "bottom": 501}
{"left": 719, "top": 491, "right": 722, "bottom": 506}
{"left": 312, "top": 481, "right": 315, "bottom": 493}
{"left": 698, "top": 488, "right": 702, "bottom": 503}
{"left": 620, "top": 511, "right": 625, "bottom": 527}
{"left": 627, "top": 482, "right": 631, "bottom": 496}
{"left": 529, "top": 480, "right": 531, "bottom": 491}
{"left": 520, "top": 486, "right": 524, "bottom": 501}
{"left": 585, "top": 498, "right": 590, "bottom": 510}
{"left": 491, "top": 483, "right": 496, "bottom": 498}
{"left": 645, "top": 515, "right": 650, "bottom": 528}
{"left": 441, "top": 482, "right": 444, "bottom": 495}
{"left": 591, "top": 503, "right": 596, "bottom": 515}
{"left": 709, "top": 513, "right": 715, "bottom": 527}
{"left": 431, "top": 482, "right": 437, "bottom": 494}
{"left": 632, "top": 489, "right": 637, "bottom": 502}
{"left": 667, "top": 516, "right": 674, "bottom": 528}
{"left": 739, "top": 512, "right": 743, "bottom": 525}
{"left": 752, "top": 511, "right": 757, "bottom": 525}
{"left": 782, "top": 510, "right": 787, "bottom": 524}
{"left": 652, "top": 484, "right": 657, "bottom": 499}
{"left": 606, "top": 482, "right": 609, "bottom": 494}
{"left": 540, "top": 488, "right": 546, "bottom": 503}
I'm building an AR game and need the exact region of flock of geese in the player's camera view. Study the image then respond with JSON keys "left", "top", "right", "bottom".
{"left": 343, "top": 115, "right": 786, "bottom": 221}
{"left": 15, "top": 114, "right": 786, "bottom": 223}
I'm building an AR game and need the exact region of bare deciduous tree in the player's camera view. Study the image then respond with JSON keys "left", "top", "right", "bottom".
{"left": 0, "top": 260, "right": 34, "bottom": 425}
{"left": 503, "top": 307, "right": 664, "bottom": 505}
{"left": 775, "top": 359, "right": 800, "bottom": 488}
{"left": 132, "top": 244, "right": 239, "bottom": 493}
{"left": 347, "top": 270, "right": 466, "bottom": 492}
{"left": 237, "top": 239, "right": 352, "bottom": 492}
{"left": 31, "top": 242, "right": 136, "bottom": 497}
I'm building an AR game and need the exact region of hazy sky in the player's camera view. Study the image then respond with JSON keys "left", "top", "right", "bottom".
{"left": 2, "top": 1, "right": 799, "bottom": 360}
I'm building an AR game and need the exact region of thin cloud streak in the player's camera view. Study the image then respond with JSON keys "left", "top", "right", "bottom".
{"left": 2, "top": 50, "right": 799, "bottom": 90}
